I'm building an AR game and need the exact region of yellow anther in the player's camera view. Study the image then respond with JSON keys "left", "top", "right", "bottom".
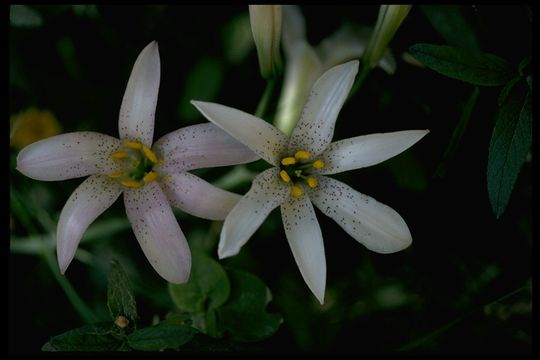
{"left": 291, "top": 185, "right": 304, "bottom": 197}
{"left": 121, "top": 179, "right": 142, "bottom": 188}
{"left": 142, "top": 145, "right": 158, "bottom": 163}
{"left": 307, "top": 176, "right": 318, "bottom": 189}
{"left": 143, "top": 171, "right": 158, "bottom": 183}
{"left": 111, "top": 151, "right": 128, "bottom": 160}
{"left": 312, "top": 159, "right": 325, "bottom": 169}
{"left": 108, "top": 171, "right": 123, "bottom": 179}
{"left": 279, "top": 170, "right": 291, "bottom": 183}
{"left": 294, "top": 150, "right": 311, "bottom": 160}
{"left": 281, "top": 157, "right": 296, "bottom": 166}
{"left": 123, "top": 140, "right": 142, "bottom": 149}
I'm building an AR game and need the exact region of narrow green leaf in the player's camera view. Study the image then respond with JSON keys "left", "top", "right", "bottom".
{"left": 216, "top": 270, "right": 283, "bottom": 342}
{"left": 487, "top": 86, "right": 531, "bottom": 218}
{"left": 107, "top": 260, "right": 138, "bottom": 323}
{"left": 498, "top": 76, "right": 521, "bottom": 107}
{"left": 44, "top": 323, "right": 124, "bottom": 352}
{"left": 168, "top": 251, "right": 230, "bottom": 313}
{"left": 127, "top": 323, "right": 198, "bottom": 351}
{"left": 420, "top": 5, "right": 480, "bottom": 52}
{"left": 409, "top": 43, "right": 511, "bottom": 86}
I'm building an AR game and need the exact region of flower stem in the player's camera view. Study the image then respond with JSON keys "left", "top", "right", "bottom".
{"left": 255, "top": 78, "right": 276, "bottom": 119}
{"left": 348, "top": 63, "right": 371, "bottom": 99}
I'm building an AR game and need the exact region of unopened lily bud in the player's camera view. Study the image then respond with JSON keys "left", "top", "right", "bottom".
{"left": 249, "top": 5, "right": 283, "bottom": 78}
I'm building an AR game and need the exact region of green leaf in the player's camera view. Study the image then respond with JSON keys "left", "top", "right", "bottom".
{"left": 487, "top": 86, "right": 531, "bottom": 218}
{"left": 107, "top": 259, "right": 138, "bottom": 323}
{"left": 498, "top": 76, "right": 521, "bottom": 107}
{"left": 420, "top": 5, "right": 480, "bottom": 52}
{"left": 169, "top": 251, "right": 230, "bottom": 313}
{"left": 409, "top": 43, "right": 511, "bottom": 86}
{"left": 43, "top": 323, "right": 124, "bottom": 351}
{"left": 216, "top": 270, "right": 282, "bottom": 342}
{"left": 127, "top": 323, "right": 198, "bottom": 351}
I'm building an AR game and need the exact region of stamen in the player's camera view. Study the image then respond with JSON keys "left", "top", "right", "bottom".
{"left": 312, "top": 159, "right": 325, "bottom": 169}
{"left": 294, "top": 150, "right": 311, "bottom": 161}
{"left": 281, "top": 157, "right": 296, "bottom": 166}
{"left": 143, "top": 171, "right": 158, "bottom": 183}
{"left": 142, "top": 145, "right": 158, "bottom": 163}
{"left": 124, "top": 140, "right": 143, "bottom": 149}
{"left": 111, "top": 151, "right": 128, "bottom": 160}
{"left": 291, "top": 185, "right": 304, "bottom": 197}
{"left": 307, "top": 176, "right": 318, "bottom": 188}
{"left": 121, "top": 179, "right": 142, "bottom": 188}
{"left": 108, "top": 171, "right": 123, "bottom": 179}
{"left": 279, "top": 170, "right": 291, "bottom": 183}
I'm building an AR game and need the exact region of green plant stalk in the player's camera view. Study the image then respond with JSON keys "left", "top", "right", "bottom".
{"left": 348, "top": 63, "right": 371, "bottom": 99}
{"left": 255, "top": 78, "right": 276, "bottom": 119}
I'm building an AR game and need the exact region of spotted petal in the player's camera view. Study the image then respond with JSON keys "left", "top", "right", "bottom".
{"left": 16, "top": 132, "right": 121, "bottom": 181}
{"left": 161, "top": 172, "right": 242, "bottom": 220}
{"left": 281, "top": 193, "right": 326, "bottom": 304}
{"left": 319, "top": 130, "right": 429, "bottom": 175}
{"left": 308, "top": 176, "right": 412, "bottom": 253}
{"left": 57, "top": 175, "right": 123, "bottom": 273}
{"left": 124, "top": 181, "right": 191, "bottom": 283}
{"left": 288, "top": 60, "right": 359, "bottom": 157}
{"left": 219, "top": 168, "right": 289, "bottom": 258}
{"left": 153, "top": 123, "right": 258, "bottom": 173}
{"left": 191, "top": 101, "right": 288, "bottom": 166}
{"left": 118, "top": 41, "right": 160, "bottom": 147}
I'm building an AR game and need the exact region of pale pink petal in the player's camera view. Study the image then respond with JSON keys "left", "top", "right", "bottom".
{"left": 118, "top": 41, "right": 160, "bottom": 146}
{"left": 281, "top": 193, "right": 326, "bottom": 304}
{"left": 161, "top": 172, "right": 242, "bottom": 221}
{"left": 318, "top": 130, "right": 429, "bottom": 175}
{"left": 57, "top": 175, "right": 123, "bottom": 273}
{"left": 308, "top": 176, "right": 412, "bottom": 253}
{"left": 288, "top": 60, "right": 359, "bottom": 157}
{"left": 191, "top": 101, "right": 288, "bottom": 166}
{"left": 124, "top": 181, "right": 191, "bottom": 283}
{"left": 152, "top": 123, "right": 258, "bottom": 173}
{"left": 16, "top": 132, "right": 121, "bottom": 181}
{"left": 219, "top": 168, "right": 289, "bottom": 258}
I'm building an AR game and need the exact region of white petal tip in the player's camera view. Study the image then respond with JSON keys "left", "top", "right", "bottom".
{"left": 167, "top": 273, "right": 190, "bottom": 285}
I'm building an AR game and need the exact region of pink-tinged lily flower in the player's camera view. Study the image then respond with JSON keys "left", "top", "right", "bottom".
{"left": 16, "top": 41, "right": 258, "bottom": 283}
{"left": 192, "top": 60, "right": 428, "bottom": 303}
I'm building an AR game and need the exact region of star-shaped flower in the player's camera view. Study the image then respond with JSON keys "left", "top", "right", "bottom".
{"left": 16, "top": 41, "right": 258, "bottom": 283}
{"left": 192, "top": 60, "right": 428, "bottom": 303}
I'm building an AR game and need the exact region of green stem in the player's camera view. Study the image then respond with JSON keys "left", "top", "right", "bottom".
{"left": 348, "top": 63, "right": 371, "bottom": 99}
{"left": 255, "top": 78, "right": 276, "bottom": 119}
{"left": 11, "top": 188, "right": 98, "bottom": 323}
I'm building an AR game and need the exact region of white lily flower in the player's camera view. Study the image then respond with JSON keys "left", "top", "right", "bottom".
{"left": 275, "top": 5, "right": 396, "bottom": 135}
{"left": 192, "top": 60, "right": 428, "bottom": 304}
{"left": 16, "top": 41, "right": 258, "bottom": 283}
{"left": 249, "top": 4, "right": 283, "bottom": 78}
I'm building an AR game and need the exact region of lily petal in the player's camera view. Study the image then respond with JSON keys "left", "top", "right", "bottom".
{"left": 219, "top": 168, "right": 289, "bottom": 258}
{"left": 124, "top": 181, "right": 191, "bottom": 283}
{"left": 57, "top": 175, "right": 123, "bottom": 273}
{"left": 308, "top": 176, "right": 412, "bottom": 253}
{"left": 153, "top": 123, "right": 258, "bottom": 173}
{"left": 288, "top": 60, "right": 359, "bottom": 156}
{"left": 191, "top": 101, "right": 288, "bottom": 166}
{"left": 161, "top": 172, "right": 242, "bottom": 221}
{"left": 118, "top": 41, "right": 160, "bottom": 146}
{"left": 16, "top": 132, "right": 121, "bottom": 181}
{"left": 319, "top": 130, "right": 429, "bottom": 175}
{"left": 281, "top": 193, "right": 326, "bottom": 304}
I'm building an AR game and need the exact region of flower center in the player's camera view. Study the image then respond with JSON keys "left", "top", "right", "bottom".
{"left": 279, "top": 150, "right": 325, "bottom": 197}
{"left": 108, "top": 140, "right": 161, "bottom": 189}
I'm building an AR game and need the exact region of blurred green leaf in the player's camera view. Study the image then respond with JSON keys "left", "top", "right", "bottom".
{"left": 420, "top": 5, "right": 480, "bottom": 52}
{"left": 498, "top": 76, "right": 521, "bottom": 107}
{"left": 223, "top": 12, "right": 254, "bottom": 64}
{"left": 43, "top": 323, "right": 123, "bottom": 352}
{"left": 127, "top": 323, "right": 198, "bottom": 351}
{"left": 409, "top": 43, "right": 511, "bottom": 86}
{"left": 216, "top": 270, "right": 282, "bottom": 342}
{"left": 169, "top": 251, "right": 230, "bottom": 313}
{"left": 107, "top": 260, "right": 138, "bottom": 323}
{"left": 178, "top": 58, "right": 223, "bottom": 122}
{"left": 10, "top": 5, "right": 43, "bottom": 28}
{"left": 487, "top": 86, "right": 531, "bottom": 218}
{"left": 383, "top": 150, "right": 429, "bottom": 191}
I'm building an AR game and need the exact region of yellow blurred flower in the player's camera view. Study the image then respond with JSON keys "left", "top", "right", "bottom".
{"left": 10, "top": 108, "right": 61, "bottom": 150}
